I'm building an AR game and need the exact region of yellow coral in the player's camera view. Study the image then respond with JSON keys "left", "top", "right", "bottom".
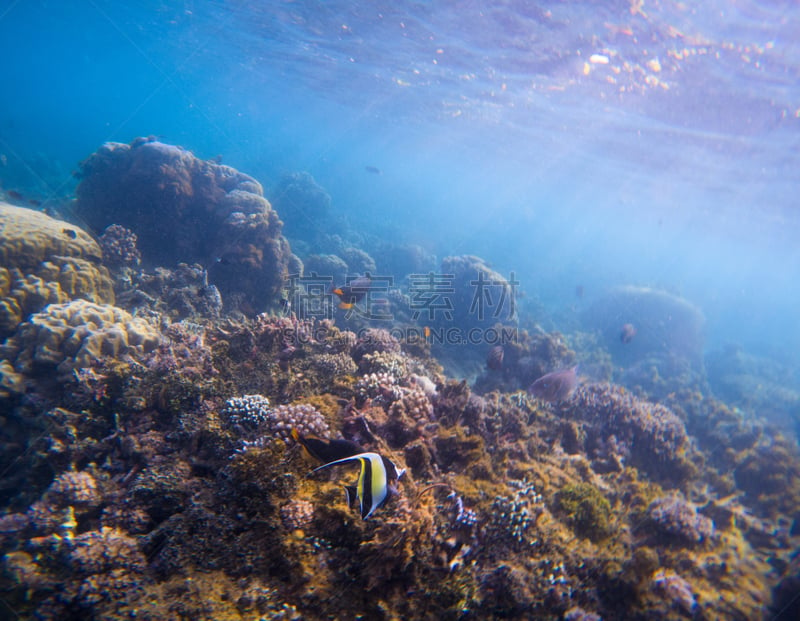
{"left": 0, "top": 203, "right": 114, "bottom": 338}
{"left": 4, "top": 299, "right": 160, "bottom": 377}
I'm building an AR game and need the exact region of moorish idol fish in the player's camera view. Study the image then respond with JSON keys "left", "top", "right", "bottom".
{"left": 313, "top": 452, "right": 406, "bottom": 519}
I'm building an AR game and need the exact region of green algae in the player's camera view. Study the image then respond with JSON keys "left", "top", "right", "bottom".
{"left": 555, "top": 482, "right": 613, "bottom": 541}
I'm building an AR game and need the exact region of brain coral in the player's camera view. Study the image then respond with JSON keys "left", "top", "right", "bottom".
{"left": 2, "top": 299, "right": 160, "bottom": 378}
{"left": 0, "top": 203, "right": 114, "bottom": 339}
{"left": 74, "top": 138, "right": 291, "bottom": 313}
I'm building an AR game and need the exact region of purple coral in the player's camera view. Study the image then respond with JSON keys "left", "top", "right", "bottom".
{"left": 652, "top": 568, "right": 697, "bottom": 615}
{"left": 223, "top": 395, "right": 329, "bottom": 445}
{"left": 647, "top": 493, "right": 715, "bottom": 544}
{"left": 564, "top": 383, "right": 693, "bottom": 483}
{"left": 352, "top": 328, "right": 401, "bottom": 361}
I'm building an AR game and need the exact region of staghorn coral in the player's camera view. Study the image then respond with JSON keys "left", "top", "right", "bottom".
{"left": 358, "top": 349, "right": 408, "bottom": 378}
{"left": 0, "top": 203, "right": 115, "bottom": 339}
{"left": 647, "top": 493, "right": 715, "bottom": 544}
{"left": 389, "top": 386, "right": 434, "bottom": 425}
{"left": 310, "top": 352, "right": 358, "bottom": 378}
{"left": 488, "top": 479, "right": 545, "bottom": 546}
{"left": 222, "top": 394, "right": 272, "bottom": 434}
{"left": 3, "top": 299, "right": 160, "bottom": 379}
{"left": 354, "top": 372, "right": 402, "bottom": 408}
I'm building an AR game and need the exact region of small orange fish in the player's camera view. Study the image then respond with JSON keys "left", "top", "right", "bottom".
{"left": 332, "top": 275, "right": 372, "bottom": 309}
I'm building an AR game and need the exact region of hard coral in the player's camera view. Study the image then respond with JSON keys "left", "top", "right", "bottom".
{"left": 3, "top": 299, "right": 160, "bottom": 379}
{"left": 564, "top": 383, "right": 696, "bottom": 485}
{"left": 647, "top": 493, "right": 714, "bottom": 544}
{"left": 75, "top": 139, "right": 291, "bottom": 313}
{"left": 352, "top": 328, "right": 402, "bottom": 361}
{"left": 0, "top": 203, "right": 114, "bottom": 339}
{"left": 222, "top": 395, "right": 329, "bottom": 445}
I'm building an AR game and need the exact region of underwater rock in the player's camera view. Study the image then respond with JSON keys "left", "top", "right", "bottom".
{"left": 373, "top": 242, "right": 437, "bottom": 279}
{"left": 437, "top": 255, "right": 517, "bottom": 329}
{"left": 352, "top": 327, "right": 402, "bottom": 362}
{"left": 650, "top": 568, "right": 697, "bottom": 615}
{"left": 74, "top": 139, "right": 291, "bottom": 314}
{"left": 0, "top": 203, "right": 115, "bottom": 339}
{"left": 2, "top": 299, "right": 160, "bottom": 380}
{"left": 584, "top": 285, "right": 706, "bottom": 373}
{"left": 302, "top": 253, "right": 349, "bottom": 285}
{"left": 268, "top": 171, "right": 331, "bottom": 239}
{"left": 340, "top": 246, "right": 377, "bottom": 275}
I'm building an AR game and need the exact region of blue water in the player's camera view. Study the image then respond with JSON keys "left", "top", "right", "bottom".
{"left": 1, "top": 1, "right": 799, "bottom": 378}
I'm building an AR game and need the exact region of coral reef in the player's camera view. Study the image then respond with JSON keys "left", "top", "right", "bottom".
{"left": 560, "top": 383, "right": 697, "bottom": 485}
{"left": 74, "top": 138, "right": 291, "bottom": 314}
{"left": 0, "top": 203, "right": 114, "bottom": 339}
{"left": 0, "top": 146, "right": 797, "bottom": 621}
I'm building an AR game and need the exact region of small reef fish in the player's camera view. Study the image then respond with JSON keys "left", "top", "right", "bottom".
{"left": 365, "top": 165, "right": 382, "bottom": 175}
{"left": 620, "top": 323, "right": 637, "bottom": 344}
{"left": 292, "top": 428, "right": 364, "bottom": 463}
{"left": 332, "top": 274, "right": 373, "bottom": 309}
{"left": 486, "top": 345, "right": 504, "bottom": 370}
{"left": 528, "top": 365, "right": 579, "bottom": 403}
{"left": 313, "top": 452, "right": 406, "bottom": 519}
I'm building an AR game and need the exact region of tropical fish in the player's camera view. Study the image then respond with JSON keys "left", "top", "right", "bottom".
{"left": 486, "top": 345, "right": 504, "bottom": 370}
{"left": 620, "top": 323, "right": 637, "bottom": 344}
{"left": 528, "top": 365, "right": 579, "bottom": 403}
{"left": 332, "top": 274, "right": 372, "bottom": 309}
{"left": 291, "top": 428, "right": 364, "bottom": 464}
{"left": 313, "top": 452, "right": 406, "bottom": 519}
{"left": 365, "top": 165, "right": 382, "bottom": 175}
